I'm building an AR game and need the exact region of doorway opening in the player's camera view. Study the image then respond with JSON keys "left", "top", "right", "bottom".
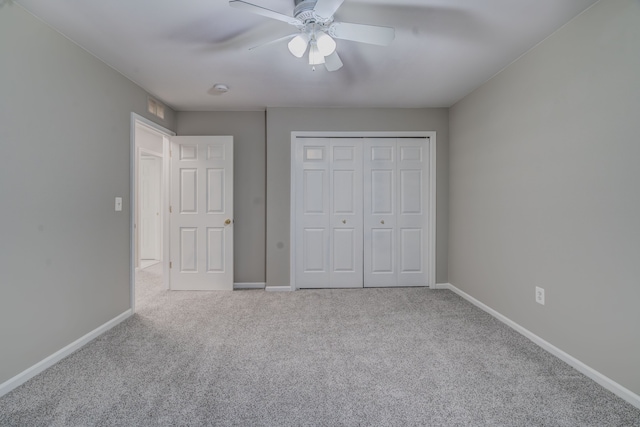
{"left": 130, "top": 113, "right": 174, "bottom": 313}
{"left": 139, "top": 151, "right": 162, "bottom": 268}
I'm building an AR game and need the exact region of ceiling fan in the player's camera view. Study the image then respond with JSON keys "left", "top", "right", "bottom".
{"left": 229, "top": 0, "right": 395, "bottom": 71}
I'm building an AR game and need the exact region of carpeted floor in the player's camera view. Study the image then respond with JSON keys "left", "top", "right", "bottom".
{"left": 1, "top": 264, "right": 639, "bottom": 426}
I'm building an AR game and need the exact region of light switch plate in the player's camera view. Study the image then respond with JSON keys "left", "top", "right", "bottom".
{"left": 115, "top": 197, "right": 123, "bottom": 211}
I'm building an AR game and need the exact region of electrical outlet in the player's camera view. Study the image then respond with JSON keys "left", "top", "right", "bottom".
{"left": 535, "top": 286, "right": 545, "bottom": 305}
{"left": 115, "top": 197, "right": 123, "bottom": 212}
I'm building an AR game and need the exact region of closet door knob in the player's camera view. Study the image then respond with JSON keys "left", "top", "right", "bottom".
{"left": 342, "top": 220, "right": 346, "bottom": 224}
{"left": 225, "top": 219, "right": 232, "bottom": 225}
{"left": 381, "top": 220, "right": 385, "bottom": 225}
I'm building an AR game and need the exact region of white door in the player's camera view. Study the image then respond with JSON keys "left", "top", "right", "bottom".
{"left": 170, "top": 136, "right": 233, "bottom": 291}
{"left": 364, "top": 138, "right": 429, "bottom": 287}
{"left": 295, "top": 139, "right": 330, "bottom": 288}
{"left": 294, "top": 135, "right": 431, "bottom": 289}
{"left": 364, "top": 139, "right": 397, "bottom": 286}
{"left": 295, "top": 138, "right": 363, "bottom": 288}
{"left": 140, "top": 155, "right": 161, "bottom": 260}
{"left": 330, "top": 139, "right": 363, "bottom": 288}
{"left": 396, "top": 138, "right": 429, "bottom": 286}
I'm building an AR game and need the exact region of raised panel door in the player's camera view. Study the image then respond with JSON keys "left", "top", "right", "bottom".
{"left": 295, "top": 139, "right": 330, "bottom": 288}
{"left": 170, "top": 136, "right": 233, "bottom": 290}
{"left": 397, "top": 139, "right": 429, "bottom": 286}
{"left": 329, "top": 139, "right": 363, "bottom": 288}
{"left": 364, "top": 139, "right": 397, "bottom": 287}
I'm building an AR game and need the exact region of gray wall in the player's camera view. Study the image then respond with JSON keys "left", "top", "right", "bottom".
{"left": 0, "top": 5, "right": 175, "bottom": 384}
{"left": 449, "top": 0, "right": 640, "bottom": 395}
{"left": 176, "top": 112, "right": 266, "bottom": 283}
{"left": 266, "top": 107, "right": 449, "bottom": 287}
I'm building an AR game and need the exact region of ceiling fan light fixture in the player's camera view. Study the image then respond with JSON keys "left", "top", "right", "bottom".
{"left": 288, "top": 34, "right": 309, "bottom": 58}
{"left": 308, "top": 43, "right": 325, "bottom": 65}
{"left": 230, "top": 0, "right": 396, "bottom": 72}
{"left": 316, "top": 32, "right": 336, "bottom": 56}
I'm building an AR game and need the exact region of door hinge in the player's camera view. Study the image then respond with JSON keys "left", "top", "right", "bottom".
{"left": 169, "top": 262, "right": 172, "bottom": 269}
{"left": 169, "top": 205, "right": 172, "bottom": 213}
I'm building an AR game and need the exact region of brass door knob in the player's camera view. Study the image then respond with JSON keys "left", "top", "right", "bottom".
{"left": 381, "top": 220, "right": 385, "bottom": 224}
{"left": 225, "top": 219, "right": 232, "bottom": 225}
{"left": 342, "top": 220, "right": 346, "bottom": 224}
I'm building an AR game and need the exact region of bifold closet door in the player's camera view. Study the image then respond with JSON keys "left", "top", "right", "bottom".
{"left": 364, "top": 138, "right": 429, "bottom": 287}
{"left": 363, "top": 139, "right": 397, "bottom": 286}
{"left": 295, "top": 138, "right": 363, "bottom": 288}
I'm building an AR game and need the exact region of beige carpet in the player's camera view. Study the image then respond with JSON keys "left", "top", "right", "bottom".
{"left": 1, "top": 265, "right": 638, "bottom": 426}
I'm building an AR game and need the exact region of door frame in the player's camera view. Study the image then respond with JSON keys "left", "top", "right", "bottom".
{"left": 130, "top": 113, "right": 175, "bottom": 313}
{"left": 289, "top": 131, "right": 437, "bottom": 291}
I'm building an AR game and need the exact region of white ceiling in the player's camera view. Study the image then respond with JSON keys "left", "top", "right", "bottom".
{"left": 15, "top": 0, "right": 598, "bottom": 111}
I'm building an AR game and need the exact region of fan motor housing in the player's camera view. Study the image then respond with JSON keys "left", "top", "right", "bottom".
{"left": 294, "top": 0, "right": 318, "bottom": 22}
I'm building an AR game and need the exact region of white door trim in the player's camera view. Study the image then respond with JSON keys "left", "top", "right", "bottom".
{"left": 290, "top": 131, "right": 436, "bottom": 291}
{"left": 130, "top": 113, "right": 175, "bottom": 313}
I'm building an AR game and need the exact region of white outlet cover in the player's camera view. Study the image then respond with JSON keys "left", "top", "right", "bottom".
{"left": 535, "top": 286, "right": 545, "bottom": 305}
{"left": 115, "top": 197, "right": 123, "bottom": 211}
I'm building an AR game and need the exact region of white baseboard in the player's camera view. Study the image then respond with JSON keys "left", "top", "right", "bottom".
{"left": 233, "top": 282, "right": 266, "bottom": 290}
{"left": 0, "top": 309, "right": 133, "bottom": 398}
{"left": 440, "top": 283, "right": 640, "bottom": 410}
{"left": 265, "top": 286, "right": 293, "bottom": 292}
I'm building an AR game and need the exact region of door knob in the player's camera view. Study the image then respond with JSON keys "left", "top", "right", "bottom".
{"left": 225, "top": 219, "right": 232, "bottom": 225}
{"left": 342, "top": 220, "right": 346, "bottom": 224}
{"left": 381, "top": 220, "right": 385, "bottom": 224}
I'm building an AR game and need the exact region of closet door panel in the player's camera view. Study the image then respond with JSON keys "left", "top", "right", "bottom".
{"left": 364, "top": 139, "right": 397, "bottom": 287}
{"left": 329, "top": 139, "right": 363, "bottom": 288}
{"left": 303, "top": 228, "right": 327, "bottom": 272}
{"left": 296, "top": 139, "right": 330, "bottom": 288}
{"left": 333, "top": 228, "right": 356, "bottom": 271}
{"left": 400, "top": 228, "right": 422, "bottom": 272}
{"left": 371, "top": 228, "right": 394, "bottom": 272}
{"left": 397, "top": 139, "right": 429, "bottom": 286}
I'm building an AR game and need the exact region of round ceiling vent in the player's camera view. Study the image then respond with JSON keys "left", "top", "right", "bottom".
{"left": 212, "top": 84, "right": 229, "bottom": 93}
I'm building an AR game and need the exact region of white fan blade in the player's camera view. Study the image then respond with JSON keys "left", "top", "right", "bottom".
{"left": 249, "top": 34, "right": 297, "bottom": 51}
{"left": 329, "top": 22, "right": 395, "bottom": 46}
{"left": 324, "top": 51, "right": 343, "bottom": 71}
{"left": 229, "top": 1, "right": 302, "bottom": 27}
{"left": 313, "top": 0, "right": 344, "bottom": 20}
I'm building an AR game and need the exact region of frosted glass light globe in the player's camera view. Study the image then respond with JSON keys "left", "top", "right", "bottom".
{"left": 316, "top": 32, "right": 336, "bottom": 56}
{"left": 288, "top": 34, "right": 310, "bottom": 58}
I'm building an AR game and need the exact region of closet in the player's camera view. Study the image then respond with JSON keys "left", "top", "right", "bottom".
{"left": 292, "top": 134, "right": 433, "bottom": 289}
